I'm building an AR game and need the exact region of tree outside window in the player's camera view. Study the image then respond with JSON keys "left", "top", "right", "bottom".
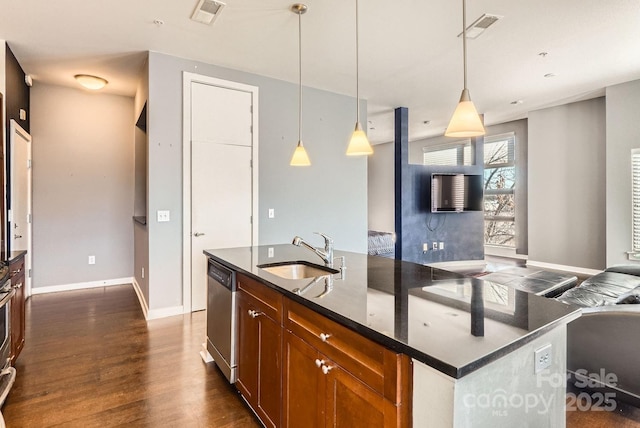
{"left": 484, "top": 134, "right": 516, "bottom": 247}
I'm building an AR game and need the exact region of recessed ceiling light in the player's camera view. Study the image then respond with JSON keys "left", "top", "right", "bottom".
{"left": 544, "top": 73, "right": 557, "bottom": 78}
{"left": 74, "top": 74, "right": 108, "bottom": 90}
{"left": 538, "top": 52, "right": 548, "bottom": 58}
{"left": 423, "top": 120, "right": 431, "bottom": 125}
{"left": 510, "top": 100, "right": 524, "bottom": 105}
{"left": 153, "top": 19, "right": 165, "bottom": 26}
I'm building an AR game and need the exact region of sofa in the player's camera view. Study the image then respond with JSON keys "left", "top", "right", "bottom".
{"left": 555, "top": 265, "right": 640, "bottom": 406}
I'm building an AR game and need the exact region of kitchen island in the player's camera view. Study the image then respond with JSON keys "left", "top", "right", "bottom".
{"left": 205, "top": 244, "right": 580, "bottom": 427}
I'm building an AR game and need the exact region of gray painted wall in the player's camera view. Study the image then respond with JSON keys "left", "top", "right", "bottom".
{"left": 606, "top": 80, "right": 640, "bottom": 266}
{"left": 133, "top": 56, "right": 149, "bottom": 305}
{"left": 528, "top": 97, "right": 606, "bottom": 270}
{"left": 368, "top": 141, "right": 394, "bottom": 232}
{"left": 145, "top": 52, "right": 367, "bottom": 311}
{"left": 31, "top": 83, "right": 134, "bottom": 287}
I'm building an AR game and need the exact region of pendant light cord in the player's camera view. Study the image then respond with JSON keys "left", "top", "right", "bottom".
{"left": 462, "top": 0, "right": 468, "bottom": 90}
{"left": 355, "top": 0, "right": 360, "bottom": 121}
{"left": 298, "top": 10, "right": 303, "bottom": 143}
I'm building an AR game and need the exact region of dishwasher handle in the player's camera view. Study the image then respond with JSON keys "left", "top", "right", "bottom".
{"left": 207, "top": 259, "right": 235, "bottom": 291}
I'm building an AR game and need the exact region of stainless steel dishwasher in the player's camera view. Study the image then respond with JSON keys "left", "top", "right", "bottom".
{"left": 206, "top": 259, "right": 237, "bottom": 383}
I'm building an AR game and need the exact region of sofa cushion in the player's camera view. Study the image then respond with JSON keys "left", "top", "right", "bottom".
{"left": 605, "top": 264, "right": 640, "bottom": 277}
{"left": 556, "top": 272, "right": 640, "bottom": 307}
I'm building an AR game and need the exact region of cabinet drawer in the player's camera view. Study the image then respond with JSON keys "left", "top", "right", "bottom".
{"left": 237, "top": 274, "right": 283, "bottom": 323}
{"left": 9, "top": 258, "right": 25, "bottom": 281}
{"left": 284, "top": 298, "right": 405, "bottom": 402}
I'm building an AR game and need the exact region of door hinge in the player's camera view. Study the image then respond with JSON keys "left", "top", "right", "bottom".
{"left": 250, "top": 215, "right": 253, "bottom": 224}
{"left": 28, "top": 159, "right": 32, "bottom": 169}
{"left": 28, "top": 268, "right": 32, "bottom": 278}
{"left": 250, "top": 105, "right": 253, "bottom": 114}
{"left": 7, "top": 210, "right": 12, "bottom": 223}
{"left": 28, "top": 213, "right": 32, "bottom": 223}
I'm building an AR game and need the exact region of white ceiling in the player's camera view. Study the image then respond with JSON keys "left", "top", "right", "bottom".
{"left": 1, "top": 0, "right": 639, "bottom": 144}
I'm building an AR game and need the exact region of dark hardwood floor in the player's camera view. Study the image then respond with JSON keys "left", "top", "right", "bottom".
{"left": 2, "top": 283, "right": 639, "bottom": 427}
{"left": 2, "top": 285, "right": 259, "bottom": 427}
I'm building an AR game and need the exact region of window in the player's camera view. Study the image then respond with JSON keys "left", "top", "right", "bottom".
{"left": 631, "top": 149, "right": 640, "bottom": 254}
{"left": 423, "top": 139, "right": 474, "bottom": 166}
{"left": 484, "top": 133, "right": 516, "bottom": 247}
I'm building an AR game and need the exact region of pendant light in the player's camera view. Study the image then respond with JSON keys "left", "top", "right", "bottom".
{"left": 346, "top": 0, "right": 373, "bottom": 156}
{"left": 290, "top": 3, "right": 311, "bottom": 166}
{"left": 445, "top": 0, "right": 485, "bottom": 137}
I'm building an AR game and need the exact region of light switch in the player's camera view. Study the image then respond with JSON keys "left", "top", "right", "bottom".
{"left": 157, "top": 210, "right": 170, "bottom": 222}
{"left": 268, "top": 208, "right": 275, "bottom": 219}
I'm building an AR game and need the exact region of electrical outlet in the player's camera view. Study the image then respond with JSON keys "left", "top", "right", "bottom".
{"left": 423, "top": 243, "right": 429, "bottom": 252}
{"left": 157, "top": 210, "right": 170, "bottom": 222}
{"left": 88, "top": 255, "right": 96, "bottom": 265}
{"left": 432, "top": 242, "right": 438, "bottom": 251}
{"left": 268, "top": 247, "right": 275, "bottom": 257}
{"left": 439, "top": 242, "right": 444, "bottom": 250}
{"left": 268, "top": 208, "right": 275, "bottom": 219}
{"left": 534, "top": 344, "right": 552, "bottom": 373}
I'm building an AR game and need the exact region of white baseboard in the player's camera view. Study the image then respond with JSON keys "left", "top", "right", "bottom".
{"left": 132, "top": 278, "right": 149, "bottom": 319}
{"left": 484, "top": 245, "right": 528, "bottom": 260}
{"left": 426, "top": 260, "right": 487, "bottom": 269}
{"left": 146, "top": 305, "right": 185, "bottom": 320}
{"left": 31, "top": 277, "right": 133, "bottom": 295}
{"left": 526, "top": 260, "right": 602, "bottom": 277}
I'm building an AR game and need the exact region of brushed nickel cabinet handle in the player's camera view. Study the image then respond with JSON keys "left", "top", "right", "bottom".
{"left": 321, "top": 365, "right": 333, "bottom": 375}
{"left": 319, "top": 333, "right": 331, "bottom": 342}
{"left": 314, "top": 359, "right": 325, "bottom": 368}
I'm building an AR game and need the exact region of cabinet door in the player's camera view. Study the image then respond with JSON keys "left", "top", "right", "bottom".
{"left": 255, "top": 310, "right": 282, "bottom": 428}
{"left": 283, "top": 331, "right": 324, "bottom": 428}
{"left": 324, "top": 360, "right": 398, "bottom": 428}
{"left": 10, "top": 272, "right": 25, "bottom": 365}
{"left": 236, "top": 292, "right": 258, "bottom": 405}
{"left": 236, "top": 289, "right": 282, "bottom": 428}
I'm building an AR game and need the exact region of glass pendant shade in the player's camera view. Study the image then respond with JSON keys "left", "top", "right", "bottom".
{"left": 290, "top": 141, "right": 311, "bottom": 166}
{"left": 446, "top": 0, "right": 485, "bottom": 138}
{"left": 445, "top": 89, "right": 485, "bottom": 137}
{"left": 289, "top": 4, "right": 311, "bottom": 166}
{"left": 346, "top": 122, "right": 373, "bottom": 156}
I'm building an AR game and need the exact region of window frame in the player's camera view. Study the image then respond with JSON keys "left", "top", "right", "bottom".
{"left": 483, "top": 132, "right": 516, "bottom": 248}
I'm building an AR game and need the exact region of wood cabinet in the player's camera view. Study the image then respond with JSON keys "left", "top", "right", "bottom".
{"left": 235, "top": 274, "right": 283, "bottom": 428}
{"left": 9, "top": 253, "right": 26, "bottom": 365}
{"left": 282, "top": 298, "right": 412, "bottom": 428}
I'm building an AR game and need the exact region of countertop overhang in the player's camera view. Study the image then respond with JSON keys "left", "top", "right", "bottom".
{"left": 204, "top": 245, "right": 581, "bottom": 379}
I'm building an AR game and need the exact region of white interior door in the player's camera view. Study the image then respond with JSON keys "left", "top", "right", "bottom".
{"left": 9, "top": 120, "right": 33, "bottom": 296}
{"left": 190, "top": 81, "right": 255, "bottom": 311}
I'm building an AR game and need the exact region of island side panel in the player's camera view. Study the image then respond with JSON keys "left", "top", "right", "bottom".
{"left": 413, "top": 326, "right": 567, "bottom": 427}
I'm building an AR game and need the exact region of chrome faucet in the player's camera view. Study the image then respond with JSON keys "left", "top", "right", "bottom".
{"left": 292, "top": 232, "right": 334, "bottom": 267}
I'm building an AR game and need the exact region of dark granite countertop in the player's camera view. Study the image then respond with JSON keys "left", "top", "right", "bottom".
{"left": 204, "top": 245, "right": 581, "bottom": 379}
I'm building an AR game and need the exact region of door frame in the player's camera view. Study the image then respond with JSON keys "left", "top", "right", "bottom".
{"left": 182, "top": 72, "right": 259, "bottom": 313}
{"left": 9, "top": 119, "right": 33, "bottom": 297}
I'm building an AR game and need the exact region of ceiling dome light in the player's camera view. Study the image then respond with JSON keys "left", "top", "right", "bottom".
{"left": 74, "top": 74, "right": 108, "bottom": 90}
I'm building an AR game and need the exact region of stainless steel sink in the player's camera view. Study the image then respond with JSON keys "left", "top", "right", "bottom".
{"left": 257, "top": 261, "right": 339, "bottom": 280}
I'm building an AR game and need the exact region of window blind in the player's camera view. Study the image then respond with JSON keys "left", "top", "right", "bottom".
{"left": 631, "top": 149, "right": 640, "bottom": 252}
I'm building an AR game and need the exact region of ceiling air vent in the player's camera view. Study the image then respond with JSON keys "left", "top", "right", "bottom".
{"left": 458, "top": 14, "right": 502, "bottom": 39}
{"left": 191, "top": 0, "right": 226, "bottom": 25}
